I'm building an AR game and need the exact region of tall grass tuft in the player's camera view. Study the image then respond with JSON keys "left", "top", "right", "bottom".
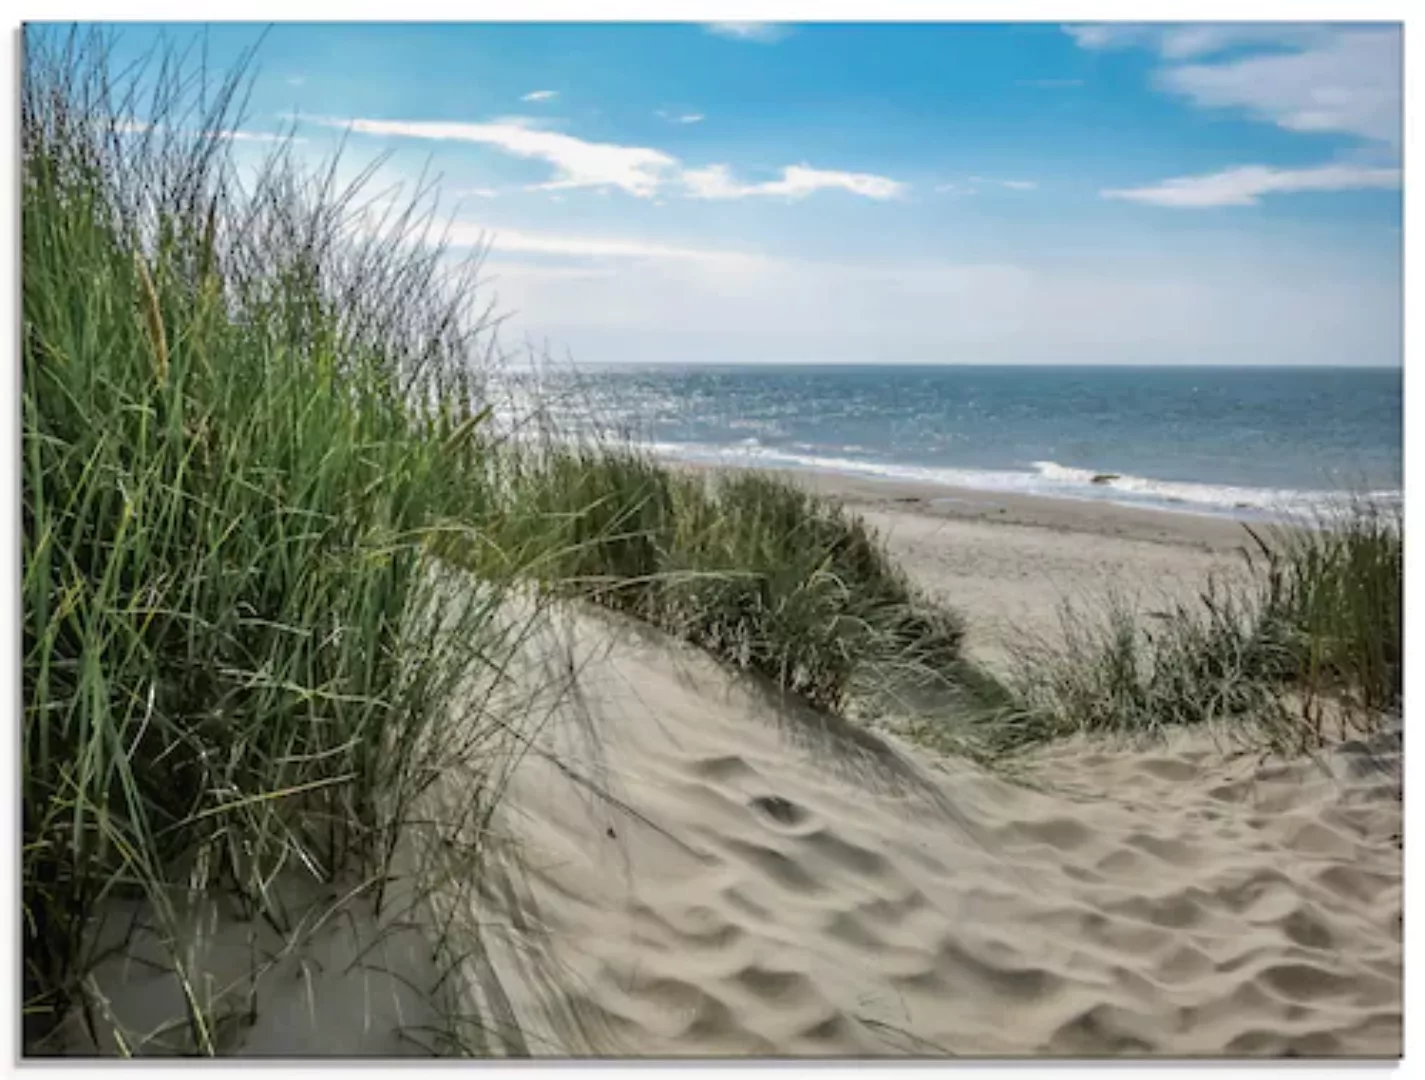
{"left": 21, "top": 28, "right": 536, "bottom": 1051}
{"left": 1247, "top": 498, "right": 1402, "bottom": 730}
{"left": 440, "top": 450, "right": 970, "bottom": 716}
{"left": 987, "top": 500, "right": 1402, "bottom": 756}
{"left": 652, "top": 469, "right": 966, "bottom": 713}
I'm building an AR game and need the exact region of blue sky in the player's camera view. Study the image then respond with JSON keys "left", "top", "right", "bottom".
{"left": 78, "top": 21, "right": 1401, "bottom": 365}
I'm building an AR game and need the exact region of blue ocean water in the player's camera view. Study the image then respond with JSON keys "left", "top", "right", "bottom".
{"left": 539, "top": 365, "right": 1402, "bottom": 518}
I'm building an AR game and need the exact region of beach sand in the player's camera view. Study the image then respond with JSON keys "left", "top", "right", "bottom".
{"left": 446, "top": 601, "right": 1401, "bottom": 1058}
{"left": 788, "top": 472, "right": 1254, "bottom": 672}
{"left": 53, "top": 476, "right": 1402, "bottom": 1059}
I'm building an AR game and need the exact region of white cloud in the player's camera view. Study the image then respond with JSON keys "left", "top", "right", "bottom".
{"left": 114, "top": 119, "right": 303, "bottom": 145}
{"left": 208, "top": 129, "right": 306, "bottom": 144}
{"left": 487, "top": 114, "right": 563, "bottom": 130}
{"left": 1102, "top": 163, "right": 1401, "bottom": 208}
{"left": 459, "top": 187, "right": 500, "bottom": 199}
{"left": 1063, "top": 23, "right": 1322, "bottom": 59}
{"left": 656, "top": 110, "right": 705, "bottom": 124}
{"left": 1071, "top": 24, "right": 1400, "bottom": 209}
{"left": 1067, "top": 24, "right": 1400, "bottom": 148}
{"left": 309, "top": 115, "right": 904, "bottom": 203}
{"left": 938, "top": 178, "right": 1035, "bottom": 194}
{"left": 286, "top": 75, "right": 307, "bottom": 87}
{"left": 520, "top": 90, "right": 558, "bottom": 102}
{"left": 1063, "top": 24, "right": 1150, "bottom": 51}
{"left": 703, "top": 22, "right": 791, "bottom": 44}
{"left": 1155, "top": 24, "right": 1324, "bottom": 60}
{"left": 683, "top": 163, "right": 905, "bottom": 201}
{"left": 443, "top": 223, "right": 761, "bottom": 266}
{"left": 306, "top": 115, "right": 677, "bottom": 197}
{"left": 1159, "top": 28, "right": 1401, "bottom": 146}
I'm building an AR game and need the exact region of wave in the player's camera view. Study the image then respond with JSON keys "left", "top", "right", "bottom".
{"left": 641, "top": 441, "right": 1399, "bottom": 519}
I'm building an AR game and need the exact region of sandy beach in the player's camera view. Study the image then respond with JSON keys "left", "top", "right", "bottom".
{"left": 55, "top": 472, "right": 1402, "bottom": 1059}
{"left": 775, "top": 471, "right": 1255, "bottom": 672}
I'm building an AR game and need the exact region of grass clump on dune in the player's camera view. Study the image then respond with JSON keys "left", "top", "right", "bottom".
{"left": 442, "top": 448, "right": 969, "bottom": 716}
{"left": 654, "top": 469, "right": 967, "bottom": 713}
{"left": 21, "top": 29, "right": 537, "bottom": 1053}
{"left": 976, "top": 501, "right": 1402, "bottom": 756}
{"left": 1249, "top": 500, "right": 1402, "bottom": 726}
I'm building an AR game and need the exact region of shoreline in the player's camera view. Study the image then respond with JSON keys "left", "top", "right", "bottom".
{"left": 626, "top": 435, "right": 1396, "bottom": 525}
{"left": 766, "top": 467, "right": 1256, "bottom": 551}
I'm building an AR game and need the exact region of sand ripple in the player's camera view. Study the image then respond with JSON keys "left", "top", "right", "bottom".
{"left": 446, "top": 608, "right": 1401, "bottom": 1058}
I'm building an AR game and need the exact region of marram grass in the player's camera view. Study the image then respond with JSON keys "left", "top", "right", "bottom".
{"left": 966, "top": 500, "right": 1402, "bottom": 758}
{"left": 21, "top": 27, "right": 542, "bottom": 1052}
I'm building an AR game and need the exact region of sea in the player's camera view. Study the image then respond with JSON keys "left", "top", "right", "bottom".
{"left": 523, "top": 365, "right": 1403, "bottom": 520}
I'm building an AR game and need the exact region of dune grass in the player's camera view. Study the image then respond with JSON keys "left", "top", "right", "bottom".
{"left": 20, "top": 29, "right": 551, "bottom": 1052}
{"left": 966, "top": 501, "right": 1403, "bottom": 757}
{"left": 439, "top": 447, "right": 970, "bottom": 716}
{"left": 1247, "top": 500, "right": 1402, "bottom": 724}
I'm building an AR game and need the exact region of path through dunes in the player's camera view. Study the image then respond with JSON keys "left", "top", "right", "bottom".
{"left": 444, "top": 606, "right": 1402, "bottom": 1057}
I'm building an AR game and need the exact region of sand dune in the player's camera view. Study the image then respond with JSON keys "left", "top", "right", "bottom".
{"left": 51, "top": 598, "right": 1402, "bottom": 1058}
{"left": 50, "top": 491, "right": 1402, "bottom": 1059}
{"left": 436, "top": 605, "right": 1402, "bottom": 1058}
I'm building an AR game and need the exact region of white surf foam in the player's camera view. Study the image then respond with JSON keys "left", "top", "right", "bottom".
{"left": 644, "top": 442, "right": 1398, "bottom": 520}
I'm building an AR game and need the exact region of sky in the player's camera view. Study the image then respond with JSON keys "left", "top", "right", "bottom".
{"left": 70, "top": 20, "right": 1402, "bottom": 366}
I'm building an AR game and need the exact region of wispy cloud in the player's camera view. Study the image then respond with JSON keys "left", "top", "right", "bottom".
{"left": 1067, "top": 24, "right": 1400, "bottom": 148}
{"left": 458, "top": 186, "right": 500, "bottom": 199}
{"left": 1072, "top": 24, "right": 1400, "bottom": 210}
{"left": 488, "top": 114, "right": 562, "bottom": 130}
{"left": 1102, "top": 163, "right": 1401, "bottom": 208}
{"left": 444, "top": 223, "right": 760, "bottom": 265}
{"left": 682, "top": 163, "right": 905, "bottom": 201}
{"left": 656, "top": 109, "right": 705, "bottom": 124}
{"left": 114, "top": 118, "right": 303, "bottom": 144}
{"left": 1063, "top": 23, "right": 1322, "bottom": 60}
{"left": 520, "top": 89, "right": 558, "bottom": 102}
{"left": 1159, "top": 28, "right": 1400, "bottom": 146}
{"left": 1062, "top": 24, "right": 1145, "bottom": 51}
{"left": 938, "top": 177, "right": 1036, "bottom": 195}
{"left": 703, "top": 22, "right": 791, "bottom": 44}
{"left": 286, "top": 74, "right": 306, "bottom": 87}
{"left": 304, "top": 115, "right": 677, "bottom": 197}
{"left": 209, "top": 129, "right": 306, "bottom": 144}
{"left": 307, "top": 113, "right": 900, "bottom": 202}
